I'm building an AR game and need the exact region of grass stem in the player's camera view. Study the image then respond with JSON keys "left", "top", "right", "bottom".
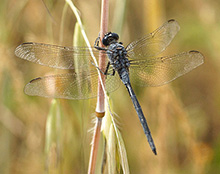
{"left": 88, "top": 0, "right": 109, "bottom": 173}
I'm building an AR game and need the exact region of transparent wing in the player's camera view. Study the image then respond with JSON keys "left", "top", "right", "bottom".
{"left": 15, "top": 42, "right": 121, "bottom": 99}
{"left": 15, "top": 42, "right": 102, "bottom": 69}
{"left": 126, "top": 19, "right": 180, "bottom": 59}
{"left": 24, "top": 71, "right": 121, "bottom": 100}
{"left": 129, "top": 51, "right": 204, "bottom": 87}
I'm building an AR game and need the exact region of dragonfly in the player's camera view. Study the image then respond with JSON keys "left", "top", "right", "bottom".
{"left": 15, "top": 19, "right": 204, "bottom": 155}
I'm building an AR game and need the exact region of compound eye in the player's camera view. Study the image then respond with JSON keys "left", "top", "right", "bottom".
{"left": 102, "top": 32, "right": 119, "bottom": 46}
{"left": 111, "top": 33, "right": 119, "bottom": 40}
{"left": 102, "top": 33, "right": 110, "bottom": 46}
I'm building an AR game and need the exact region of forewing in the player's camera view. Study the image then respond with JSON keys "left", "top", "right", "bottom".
{"left": 15, "top": 42, "right": 101, "bottom": 70}
{"left": 24, "top": 71, "right": 121, "bottom": 100}
{"left": 126, "top": 19, "right": 180, "bottom": 59}
{"left": 129, "top": 51, "right": 204, "bottom": 87}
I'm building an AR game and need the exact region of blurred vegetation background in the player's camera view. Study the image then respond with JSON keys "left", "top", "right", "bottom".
{"left": 0, "top": 0, "right": 220, "bottom": 173}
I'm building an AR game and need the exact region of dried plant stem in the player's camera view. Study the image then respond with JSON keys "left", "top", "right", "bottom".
{"left": 88, "top": 0, "right": 109, "bottom": 173}
{"left": 88, "top": 118, "right": 103, "bottom": 174}
{"left": 95, "top": 0, "right": 109, "bottom": 114}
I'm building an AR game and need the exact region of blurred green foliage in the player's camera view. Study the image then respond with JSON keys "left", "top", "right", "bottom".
{"left": 0, "top": 0, "right": 220, "bottom": 173}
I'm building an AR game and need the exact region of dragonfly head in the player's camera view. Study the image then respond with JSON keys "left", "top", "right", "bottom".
{"left": 102, "top": 32, "right": 119, "bottom": 46}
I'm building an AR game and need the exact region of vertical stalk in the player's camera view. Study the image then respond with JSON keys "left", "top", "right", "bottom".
{"left": 95, "top": 0, "right": 109, "bottom": 114}
{"left": 88, "top": 118, "right": 103, "bottom": 174}
{"left": 88, "top": 0, "right": 109, "bottom": 173}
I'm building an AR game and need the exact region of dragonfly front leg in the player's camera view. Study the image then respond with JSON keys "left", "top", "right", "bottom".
{"left": 94, "top": 35, "right": 107, "bottom": 51}
{"left": 94, "top": 35, "right": 100, "bottom": 47}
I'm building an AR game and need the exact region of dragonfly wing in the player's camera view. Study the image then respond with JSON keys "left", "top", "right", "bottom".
{"left": 129, "top": 51, "right": 204, "bottom": 87}
{"left": 15, "top": 42, "right": 101, "bottom": 70}
{"left": 24, "top": 70, "right": 120, "bottom": 100}
{"left": 126, "top": 19, "right": 180, "bottom": 59}
{"left": 105, "top": 70, "right": 121, "bottom": 93}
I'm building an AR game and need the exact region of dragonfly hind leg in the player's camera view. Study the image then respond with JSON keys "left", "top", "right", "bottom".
{"left": 104, "top": 62, "right": 115, "bottom": 76}
{"left": 90, "top": 61, "right": 115, "bottom": 77}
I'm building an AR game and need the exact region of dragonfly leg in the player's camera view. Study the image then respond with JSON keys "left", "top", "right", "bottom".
{"left": 104, "top": 62, "right": 110, "bottom": 75}
{"left": 94, "top": 35, "right": 108, "bottom": 51}
{"left": 104, "top": 62, "right": 115, "bottom": 76}
{"left": 90, "top": 61, "right": 115, "bottom": 78}
{"left": 94, "top": 35, "right": 100, "bottom": 47}
{"left": 90, "top": 62, "right": 106, "bottom": 75}
{"left": 109, "top": 70, "right": 115, "bottom": 76}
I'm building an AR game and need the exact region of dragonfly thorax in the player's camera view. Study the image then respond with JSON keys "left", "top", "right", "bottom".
{"left": 107, "top": 42, "right": 129, "bottom": 70}
{"left": 106, "top": 42, "right": 130, "bottom": 85}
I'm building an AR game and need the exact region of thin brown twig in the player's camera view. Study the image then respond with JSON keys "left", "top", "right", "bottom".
{"left": 95, "top": 0, "right": 109, "bottom": 114}
{"left": 88, "top": 0, "right": 109, "bottom": 173}
{"left": 88, "top": 118, "right": 103, "bottom": 174}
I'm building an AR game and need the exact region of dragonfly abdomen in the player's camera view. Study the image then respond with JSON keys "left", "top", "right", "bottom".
{"left": 125, "top": 83, "right": 157, "bottom": 155}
